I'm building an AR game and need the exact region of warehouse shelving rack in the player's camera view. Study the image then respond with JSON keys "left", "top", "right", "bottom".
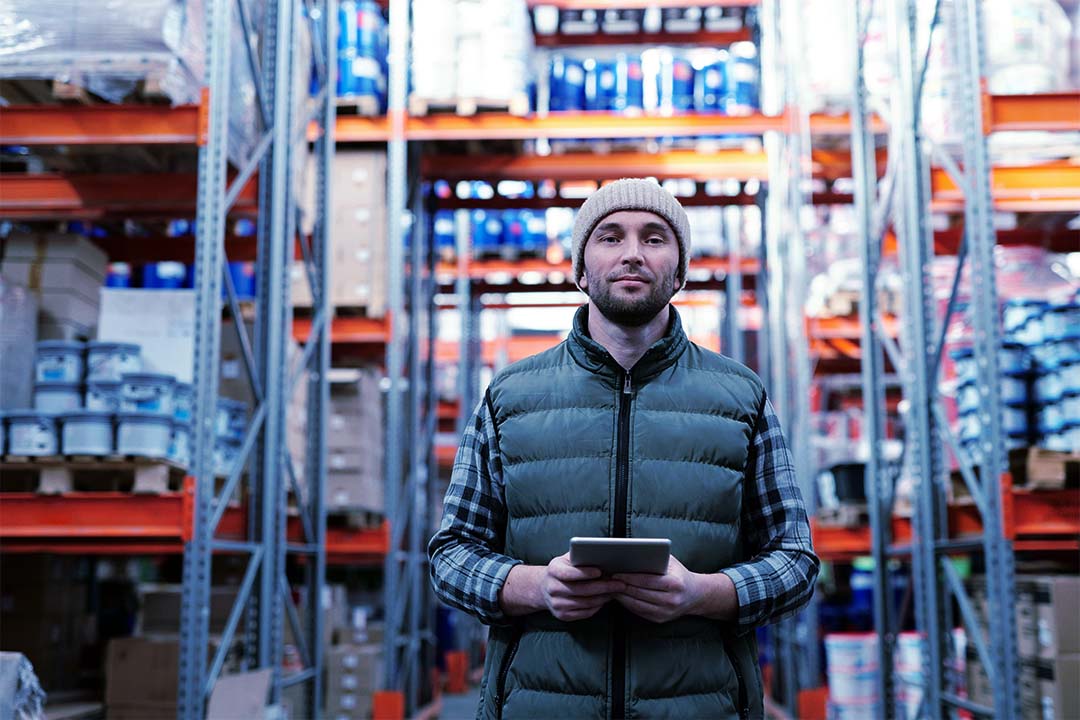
{"left": 0, "top": 0, "right": 342, "bottom": 717}
{"left": 845, "top": 0, "right": 1080, "bottom": 718}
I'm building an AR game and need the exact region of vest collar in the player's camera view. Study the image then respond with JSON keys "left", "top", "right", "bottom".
{"left": 567, "top": 304, "right": 689, "bottom": 382}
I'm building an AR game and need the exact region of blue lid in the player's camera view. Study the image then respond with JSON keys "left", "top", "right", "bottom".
{"left": 117, "top": 411, "right": 174, "bottom": 425}
{"left": 174, "top": 382, "right": 193, "bottom": 393}
{"left": 87, "top": 341, "right": 140, "bottom": 353}
{"left": 34, "top": 381, "right": 82, "bottom": 390}
{"left": 1047, "top": 302, "right": 1079, "bottom": 313}
{"left": 217, "top": 398, "right": 247, "bottom": 410}
{"left": 1004, "top": 298, "right": 1048, "bottom": 308}
{"left": 1001, "top": 341, "right": 1028, "bottom": 352}
{"left": 86, "top": 380, "right": 122, "bottom": 389}
{"left": 121, "top": 372, "right": 177, "bottom": 386}
{"left": 62, "top": 410, "right": 115, "bottom": 421}
{"left": 36, "top": 340, "right": 85, "bottom": 352}
{"left": 950, "top": 347, "right": 974, "bottom": 360}
{"left": 4, "top": 411, "right": 58, "bottom": 423}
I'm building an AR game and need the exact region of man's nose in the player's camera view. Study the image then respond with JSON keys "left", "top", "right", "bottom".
{"left": 619, "top": 236, "right": 645, "bottom": 265}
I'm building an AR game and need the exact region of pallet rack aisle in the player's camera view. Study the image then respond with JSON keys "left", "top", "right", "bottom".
{"left": 0, "top": 0, "right": 339, "bottom": 716}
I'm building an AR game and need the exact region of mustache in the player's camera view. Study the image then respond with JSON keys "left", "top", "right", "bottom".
{"left": 606, "top": 270, "right": 654, "bottom": 282}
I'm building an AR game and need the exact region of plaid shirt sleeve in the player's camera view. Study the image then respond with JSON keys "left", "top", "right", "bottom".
{"left": 721, "top": 397, "right": 820, "bottom": 630}
{"left": 428, "top": 393, "right": 521, "bottom": 626}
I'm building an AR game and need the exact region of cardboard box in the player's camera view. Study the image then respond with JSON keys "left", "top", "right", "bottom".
{"left": 139, "top": 585, "right": 238, "bottom": 635}
{"left": 98, "top": 289, "right": 196, "bottom": 382}
{"left": 332, "top": 151, "right": 386, "bottom": 212}
{"left": 326, "top": 644, "right": 382, "bottom": 719}
{"left": 327, "top": 470, "right": 384, "bottom": 512}
{"left": 1027, "top": 575, "right": 1080, "bottom": 659}
{"left": 2, "top": 232, "right": 108, "bottom": 277}
{"left": 0, "top": 279, "right": 37, "bottom": 409}
{"left": 1, "top": 259, "right": 102, "bottom": 305}
{"left": 1021, "top": 655, "right": 1080, "bottom": 720}
{"left": 106, "top": 637, "right": 181, "bottom": 709}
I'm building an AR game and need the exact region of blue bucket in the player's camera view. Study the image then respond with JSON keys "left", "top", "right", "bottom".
{"left": 725, "top": 43, "right": 759, "bottom": 115}
{"left": 549, "top": 55, "right": 586, "bottom": 112}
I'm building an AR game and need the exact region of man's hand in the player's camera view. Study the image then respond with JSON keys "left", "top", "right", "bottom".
{"left": 540, "top": 552, "right": 625, "bottom": 622}
{"left": 612, "top": 555, "right": 737, "bottom": 623}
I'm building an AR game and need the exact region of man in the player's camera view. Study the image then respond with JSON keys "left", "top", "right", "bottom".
{"left": 429, "top": 179, "right": 819, "bottom": 719}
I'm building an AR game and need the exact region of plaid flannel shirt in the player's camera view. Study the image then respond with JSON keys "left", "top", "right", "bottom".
{"left": 428, "top": 387, "right": 819, "bottom": 629}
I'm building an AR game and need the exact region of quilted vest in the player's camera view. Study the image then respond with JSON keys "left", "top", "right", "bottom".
{"left": 476, "top": 306, "right": 767, "bottom": 720}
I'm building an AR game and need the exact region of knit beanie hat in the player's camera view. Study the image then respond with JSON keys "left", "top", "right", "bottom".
{"left": 571, "top": 178, "right": 691, "bottom": 287}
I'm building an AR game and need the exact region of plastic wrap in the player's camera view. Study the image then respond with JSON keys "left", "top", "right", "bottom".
{"left": 0, "top": 276, "right": 38, "bottom": 410}
{"left": 0, "top": 0, "right": 270, "bottom": 164}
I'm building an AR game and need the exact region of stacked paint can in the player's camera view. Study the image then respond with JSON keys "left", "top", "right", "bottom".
{"left": 337, "top": 0, "right": 388, "bottom": 110}
{"left": 892, "top": 629, "right": 967, "bottom": 719}
{"left": 824, "top": 632, "right": 880, "bottom": 718}
{"left": 952, "top": 341, "right": 1035, "bottom": 454}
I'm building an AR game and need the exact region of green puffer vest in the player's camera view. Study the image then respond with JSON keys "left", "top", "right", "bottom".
{"left": 476, "top": 306, "right": 766, "bottom": 720}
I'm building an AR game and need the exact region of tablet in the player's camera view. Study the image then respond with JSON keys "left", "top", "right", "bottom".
{"left": 569, "top": 537, "right": 671, "bottom": 575}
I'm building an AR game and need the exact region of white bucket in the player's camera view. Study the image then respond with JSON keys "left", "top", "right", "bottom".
{"left": 7, "top": 413, "right": 58, "bottom": 456}
{"left": 34, "top": 383, "right": 83, "bottom": 413}
{"left": 62, "top": 411, "right": 115, "bottom": 456}
{"left": 117, "top": 412, "right": 173, "bottom": 458}
{"left": 35, "top": 340, "right": 85, "bottom": 383}
{"left": 86, "top": 341, "right": 141, "bottom": 382}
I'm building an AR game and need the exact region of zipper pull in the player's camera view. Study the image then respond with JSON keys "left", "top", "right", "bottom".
{"left": 623, "top": 373, "right": 632, "bottom": 395}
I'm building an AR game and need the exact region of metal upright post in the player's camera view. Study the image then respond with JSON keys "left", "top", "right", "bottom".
{"left": 851, "top": 0, "right": 896, "bottom": 711}
{"left": 454, "top": 209, "right": 475, "bottom": 433}
{"left": 944, "top": 0, "right": 1020, "bottom": 715}
{"left": 892, "top": 0, "right": 946, "bottom": 715}
{"left": 178, "top": 0, "right": 233, "bottom": 715}
{"left": 383, "top": 0, "right": 411, "bottom": 703}
{"left": 723, "top": 206, "right": 744, "bottom": 364}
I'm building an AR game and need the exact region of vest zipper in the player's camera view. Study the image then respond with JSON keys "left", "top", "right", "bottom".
{"left": 725, "top": 640, "right": 750, "bottom": 720}
{"left": 496, "top": 628, "right": 523, "bottom": 719}
{"left": 612, "top": 371, "right": 632, "bottom": 719}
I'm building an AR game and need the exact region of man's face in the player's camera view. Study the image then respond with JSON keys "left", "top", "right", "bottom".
{"left": 580, "top": 210, "right": 681, "bottom": 327}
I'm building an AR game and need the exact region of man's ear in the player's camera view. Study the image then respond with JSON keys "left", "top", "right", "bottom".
{"left": 579, "top": 272, "right": 589, "bottom": 291}
{"left": 673, "top": 276, "right": 682, "bottom": 292}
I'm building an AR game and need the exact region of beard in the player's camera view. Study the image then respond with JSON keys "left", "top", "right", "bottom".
{"left": 584, "top": 267, "right": 678, "bottom": 327}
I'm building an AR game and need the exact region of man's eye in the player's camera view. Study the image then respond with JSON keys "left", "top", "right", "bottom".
{"left": 600, "top": 236, "right": 618, "bottom": 243}
{"left": 646, "top": 236, "right": 665, "bottom": 244}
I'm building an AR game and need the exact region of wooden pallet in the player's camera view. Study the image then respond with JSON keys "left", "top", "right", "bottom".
{"left": 408, "top": 93, "right": 530, "bottom": 117}
{"left": 0, "top": 455, "right": 187, "bottom": 494}
{"left": 0, "top": 76, "right": 172, "bottom": 105}
{"left": 816, "top": 503, "right": 869, "bottom": 528}
{"left": 336, "top": 95, "right": 382, "bottom": 117}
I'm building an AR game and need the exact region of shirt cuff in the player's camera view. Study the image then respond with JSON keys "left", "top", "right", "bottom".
{"left": 476, "top": 557, "right": 524, "bottom": 626}
{"left": 721, "top": 564, "right": 772, "bottom": 632}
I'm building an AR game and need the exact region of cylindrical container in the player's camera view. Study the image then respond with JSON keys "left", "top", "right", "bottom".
{"left": 1000, "top": 342, "right": 1031, "bottom": 374}
{"left": 549, "top": 55, "right": 587, "bottom": 111}
{"left": 1043, "top": 425, "right": 1072, "bottom": 452}
{"left": 86, "top": 342, "right": 142, "bottom": 382}
{"left": 226, "top": 262, "right": 257, "bottom": 300}
{"left": 121, "top": 373, "right": 177, "bottom": 415}
{"left": 355, "top": 0, "right": 383, "bottom": 55}
{"left": 824, "top": 632, "right": 879, "bottom": 673}
{"left": 586, "top": 58, "right": 618, "bottom": 111}
{"left": 85, "top": 381, "right": 123, "bottom": 412}
{"left": 1039, "top": 403, "right": 1064, "bottom": 437}
{"left": 6, "top": 413, "right": 58, "bottom": 456}
{"left": 657, "top": 51, "right": 695, "bottom": 112}
{"left": 694, "top": 58, "right": 727, "bottom": 112}
{"left": 34, "top": 382, "right": 82, "bottom": 413}
{"left": 827, "top": 667, "right": 879, "bottom": 703}
{"left": 215, "top": 437, "right": 243, "bottom": 477}
{"left": 142, "top": 261, "right": 187, "bottom": 289}
{"left": 116, "top": 412, "right": 173, "bottom": 458}
{"left": 169, "top": 421, "right": 192, "bottom": 468}
{"left": 1062, "top": 393, "right": 1080, "bottom": 423}
{"left": 895, "top": 632, "right": 924, "bottom": 672}
{"left": 105, "top": 262, "right": 133, "bottom": 288}
{"left": 1001, "top": 371, "right": 1030, "bottom": 405}
{"left": 1003, "top": 298, "right": 1048, "bottom": 345}
{"left": 725, "top": 42, "right": 759, "bottom": 115}
{"left": 35, "top": 340, "right": 85, "bottom": 383}
{"left": 613, "top": 53, "right": 644, "bottom": 112}
{"left": 216, "top": 398, "right": 248, "bottom": 442}
{"left": 519, "top": 210, "right": 547, "bottom": 258}
{"left": 1002, "top": 403, "right": 1029, "bottom": 436}
{"left": 173, "top": 383, "right": 194, "bottom": 423}
{"left": 1036, "top": 365, "right": 1063, "bottom": 405}
{"left": 1062, "top": 359, "right": 1080, "bottom": 394}
{"left": 61, "top": 411, "right": 115, "bottom": 455}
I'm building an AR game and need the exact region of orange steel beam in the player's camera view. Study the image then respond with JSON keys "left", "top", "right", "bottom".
{"left": 405, "top": 111, "right": 786, "bottom": 141}
{"left": 331, "top": 114, "right": 392, "bottom": 142}
{"left": 0, "top": 173, "right": 259, "bottom": 219}
{"left": 422, "top": 149, "right": 770, "bottom": 181}
{"left": 534, "top": 29, "right": 751, "bottom": 47}
{"left": 0, "top": 104, "right": 203, "bottom": 145}
{"left": 931, "top": 163, "right": 1080, "bottom": 213}
{"left": 986, "top": 92, "right": 1080, "bottom": 133}
{"left": 294, "top": 316, "right": 390, "bottom": 344}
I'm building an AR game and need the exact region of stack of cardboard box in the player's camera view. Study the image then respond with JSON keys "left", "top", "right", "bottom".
{"left": 2, "top": 232, "right": 107, "bottom": 340}
{"left": 316, "top": 584, "right": 384, "bottom": 720}
{"left": 0, "top": 556, "right": 91, "bottom": 693}
{"left": 967, "top": 574, "right": 1079, "bottom": 718}
{"left": 293, "top": 150, "right": 387, "bottom": 317}
{"left": 326, "top": 369, "right": 385, "bottom": 513}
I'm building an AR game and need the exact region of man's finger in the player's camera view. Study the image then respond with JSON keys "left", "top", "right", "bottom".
{"left": 612, "top": 572, "right": 670, "bottom": 590}
{"left": 613, "top": 594, "right": 663, "bottom": 622}
{"left": 616, "top": 583, "right": 674, "bottom": 606}
{"left": 550, "top": 561, "right": 602, "bottom": 582}
{"left": 560, "top": 579, "right": 626, "bottom": 598}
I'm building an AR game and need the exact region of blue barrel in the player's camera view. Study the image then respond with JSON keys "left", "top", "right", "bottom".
{"left": 356, "top": 0, "right": 382, "bottom": 55}
{"left": 434, "top": 210, "right": 456, "bottom": 255}
{"left": 519, "top": 210, "right": 547, "bottom": 258}
{"left": 471, "top": 210, "right": 502, "bottom": 257}
{"left": 694, "top": 57, "right": 727, "bottom": 112}
{"left": 549, "top": 55, "right": 586, "bottom": 111}
{"left": 659, "top": 52, "right": 695, "bottom": 112}
{"left": 106, "top": 263, "right": 132, "bottom": 288}
{"left": 227, "top": 262, "right": 257, "bottom": 300}
{"left": 586, "top": 59, "right": 619, "bottom": 111}
{"left": 338, "top": 0, "right": 359, "bottom": 51}
{"left": 502, "top": 210, "right": 523, "bottom": 255}
{"left": 143, "top": 262, "right": 187, "bottom": 289}
{"left": 725, "top": 44, "right": 759, "bottom": 114}
{"left": 613, "top": 54, "right": 644, "bottom": 112}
